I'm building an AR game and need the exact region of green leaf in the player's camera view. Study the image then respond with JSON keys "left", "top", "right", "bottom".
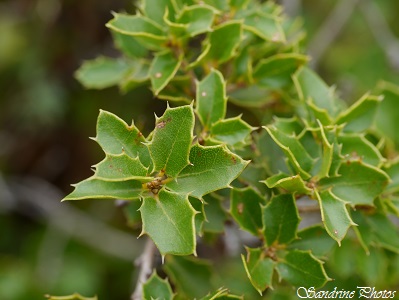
{"left": 209, "top": 116, "right": 254, "bottom": 146}
{"left": 165, "top": 256, "right": 213, "bottom": 299}
{"left": 288, "top": 225, "right": 335, "bottom": 257}
{"left": 315, "top": 122, "right": 334, "bottom": 179}
{"left": 106, "top": 13, "right": 167, "bottom": 50}
{"left": 140, "top": 189, "right": 196, "bottom": 255}
{"left": 166, "top": 144, "right": 249, "bottom": 199}
{"left": 203, "top": 194, "right": 227, "bottom": 233}
{"left": 293, "top": 67, "right": 337, "bottom": 117}
{"left": 262, "top": 194, "right": 300, "bottom": 246}
{"left": 384, "top": 160, "right": 399, "bottom": 193}
{"left": 157, "top": 76, "right": 192, "bottom": 103}
{"left": 243, "top": 11, "right": 285, "bottom": 42}
{"left": 148, "top": 104, "right": 194, "bottom": 177}
{"left": 143, "top": 271, "right": 174, "bottom": 300}
{"left": 201, "top": 288, "right": 243, "bottom": 300}
{"left": 141, "top": 0, "right": 176, "bottom": 25}
{"left": 177, "top": 5, "right": 216, "bottom": 37}
{"left": 316, "top": 190, "right": 355, "bottom": 245}
{"left": 196, "top": 69, "right": 227, "bottom": 128}
{"left": 63, "top": 178, "right": 142, "bottom": 201}
{"left": 112, "top": 31, "right": 148, "bottom": 59}
{"left": 45, "top": 294, "right": 97, "bottom": 300}
{"left": 319, "top": 161, "right": 390, "bottom": 206}
{"left": 241, "top": 247, "right": 275, "bottom": 294}
{"left": 253, "top": 53, "right": 308, "bottom": 88}
{"left": 228, "top": 85, "right": 275, "bottom": 108}
{"left": 229, "top": 0, "right": 250, "bottom": 9}
{"left": 94, "top": 153, "right": 150, "bottom": 181}
{"left": 75, "top": 57, "right": 131, "bottom": 89}
{"left": 123, "top": 201, "right": 142, "bottom": 228}
{"left": 263, "top": 173, "right": 312, "bottom": 195}
{"left": 230, "top": 187, "right": 264, "bottom": 236}
{"left": 264, "top": 126, "right": 314, "bottom": 179}
{"left": 202, "top": 0, "right": 229, "bottom": 11}
{"left": 206, "top": 21, "right": 242, "bottom": 64}
{"left": 150, "top": 51, "right": 182, "bottom": 95}
{"left": 190, "top": 197, "right": 206, "bottom": 235}
{"left": 276, "top": 250, "right": 330, "bottom": 288}
{"left": 367, "top": 212, "right": 399, "bottom": 253}
{"left": 95, "top": 110, "right": 152, "bottom": 168}
{"left": 336, "top": 93, "right": 382, "bottom": 132}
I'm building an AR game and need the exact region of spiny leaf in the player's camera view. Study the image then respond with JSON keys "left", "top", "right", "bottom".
{"left": 262, "top": 194, "right": 300, "bottom": 246}
{"left": 276, "top": 250, "right": 330, "bottom": 288}
{"left": 316, "top": 190, "right": 355, "bottom": 245}
{"left": 230, "top": 187, "right": 264, "bottom": 236}
{"left": 148, "top": 104, "right": 194, "bottom": 177}
{"left": 316, "top": 121, "right": 333, "bottom": 179}
{"left": 209, "top": 116, "right": 254, "bottom": 146}
{"left": 263, "top": 173, "right": 312, "bottom": 195}
{"left": 150, "top": 51, "right": 182, "bottom": 95}
{"left": 166, "top": 144, "right": 249, "bottom": 199}
{"left": 141, "top": 0, "right": 176, "bottom": 25}
{"left": 140, "top": 189, "right": 196, "bottom": 255}
{"left": 63, "top": 178, "right": 142, "bottom": 201}
{"left": 243, "top": 11, "right": 285, "bottom": 42}
{"left": 177, "top": 5, "right": 216, "bottom": 37}
{"left": 143, "top": 271, "right": 174, "bottom": 300}
{"left": 196, "top": 69, "right": 227, "bottom": 129}
{"left": 241, "top": 247, "right": 275, "bottom": 294}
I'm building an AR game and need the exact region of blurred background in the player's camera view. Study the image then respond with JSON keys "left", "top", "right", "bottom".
{"left": 1, "top": 0, "right": 398, "bottom": 299}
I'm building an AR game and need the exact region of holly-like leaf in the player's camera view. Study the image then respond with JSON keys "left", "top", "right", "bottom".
{"left": 241, "top": 247, "right": 275, "bottom": 294}
{"left": 140, "top": 189, "right": 196, "bottom": 255}
{"left": 316, "top": 121, "right": 334, "bottom": 179}
{"left": 316, "top": 190, "right": 355, "bottom": 245}
{"left": 75, "top": 57, "right": 131, "bottom": 89}
{"left": 141, "top": 0, "right": 176, "bottom": 25}
{"left": 230, "top": 187, "right": 264, "bottom": 236}
{"left": 148, "top": 104, "right": 194, "bottom": 177}
{"left": 276, "top": 250, "right": 330, "bottom": 288}
{"left": 196, "top": 69, "right": 227, "bottom": 129}
{"left": 263, "top": 173, "right": 312, "bottom": 195}
{"left": 106, "top": 13, "right": 167, "bottom": 50}
{"left": 177, "top": 5, "right": 216, "bottom": 37}
{"left": 210, "top": 116, "right": 254, "bottom": 146}
{"left": 166, "top": 144, "right": 249, "bottom": 199}
{"left": 243, "top": 11, "right": 285, "bottom": 42}
{"left": 143, "top": 271, "right": 174, "bottom": 300}
{"left": 262, "top": 194, "right": 300, "bottom": 246}
{"left": 95, "top": 110, "right": 152, "bottom": 168}
{"left": 319, "top": 161, "right": 390, "bottom": 206}
{"left": 253, "top": 53, "right": 308, "bottom": 88}
{"left": 150, "top": 51, "right": 182, "bottom": 95}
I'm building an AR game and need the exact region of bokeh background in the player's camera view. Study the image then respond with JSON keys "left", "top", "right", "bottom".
{"left": 1, "top": 0, "right": 399, "bottom": 299}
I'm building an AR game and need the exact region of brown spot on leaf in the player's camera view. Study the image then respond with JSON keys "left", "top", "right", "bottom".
{"left": 237, "top": 203, "right": 244, "bottom": 214}
{"left": 231, "top": 156, "right": 237, "bottom": 164}
{"left": 156, "top": 117, "right": 171, "bottom": 129}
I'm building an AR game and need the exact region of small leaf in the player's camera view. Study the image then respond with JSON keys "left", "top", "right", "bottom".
{"left": 45, "top": 294, "right": 97, "bottom": 300}
{"left": 203, "top": 194, "right": 227, "bottom": 233}
{"left": 112, "top": 32, "right": 148, "bottom": 59}
{"left": 140, "top": 189, "right": 196, "bottom": 255}
{"left": 166, "top": 144, "right": 249, "bottom": 199}
{"left": 263, "top": 173, "right": 312, "bottom": 195}
{"left": 63, "top": 178, "right": 142, "bottom": 201}
{"left": 150, "top": 51, "right": 182, "bottom": 95}
{"left": 75, "top": 57, "right": 131, "bottom": 89}
{"left": 315, "top": 190, "right": 355, "bottom": 245}
{"left": 143, "top": 271, "right": 174, "bottom": 300}
{"left": 201, "top": 288, "right": 243, "bottom": 300}
{"left": 276, "top": 250, "right": 330, "bottom": 288}
{"left": 177, "top": 5, "right": 216, "bottom": 37}
{"left": 316, "top": 121, "right": 333, "bottom": 179}
{"left": 148, "top": 104, "right": 194, "bottom": 177}
{"left": 196, "top": 69, "right": 227, "bottom": 128}
{"left": 319, "top": 161, "right": 390, "bottom": 206}
{"left": 210, "top": 116, "right": 254, "bottom": 146}
{"left": 262, "top": 194, "right": 300, "bottom": 246}
{"left": 230, "top": 187, "right": 264, "bottom": 236}
{"left": 241, "top": 247, "right": 275, "bottom": 294}
{"left": 243, "top": 11, "right": 285, "bottom": 42}
{"left": 141, "top": 0, "right": 176, "bottom": 25}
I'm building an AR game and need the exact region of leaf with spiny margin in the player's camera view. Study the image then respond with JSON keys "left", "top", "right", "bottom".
{"left": 45, "top": 294, "right": 97, "bottom": 300}
{"left": 210, "top": 116, "right": 254, "bottom": 146}
{"left": 150, "top": 51, "right": 182, "bottom": 95}
{"left": 166, "top": 144, "right": 249, "bottom": 199}
{"left": 316, "top": 121, "right": 333, "bottom": 179}
{"left": 270, "top": 117, "right": 303, "bottom": 136}
{"left": 106, "top": 13, "right": 167, "bottom": 50}
{"left": 75, "top": 57, "right": 131, "bottom": 89}
{"left": 140, "top": 189, "right": 196, "bottom": 255}
{"left": 230, "top": 187, "right": 264, "bottom": 236}
{"left": 338, "top": 134, "right": 384, "bottom": 167}
{"left": 336, "top": 93, "right": 382, "bottom": 132}
{"left": 293, "top": 67, "right": 337, "bottom": 117}
{"left": 263, "top": 173, "right": 312, "bottom": 195}
{"left": 262, "top": 194, "right": 300, "bottom": 246}
{"left": 165, "top": 256, "right": 213, "bottom": 299}
{"left": 319, "top": 161, "right": 390, "bottom": 206}
{"left": 94, "top": 153, "right": 150, "bottom": 181}
{"left": 253, "top": 53, "right": 308, "bottom": 88}
{"left": 242, "top": 247, "right": 275, "bottom": 294}
{"left": 141, "top": 0, "right": 176, "bottom": 25}
{"left": 63, "top": 178, "right": 142, "bottom": 201}
{"left": 206, "top": 21, "right": 242, "bottom": 64}
{"left": 288, "top": 225, "right": 335, "bottom": 257}
{"left": 243, "top": 11, "right": 285, "bottom": 42}
{"left": 148, "top": 104, "right": 194, "bottom": 177}
{"left": 143, "top": 271, "right": 174, "bottom": 300}
{"left": 276, "top": 250, "right": 330, "bottom": 288}
{"left": 177, "top": 5, "right": 216, "bottom": 37}
{"left": 315, "top": 190, "right": 355, "bottom": 245}
{"left": 196, "top": 69, "right": 227, "bottom": 128}
{"left": 201, "top": 288, "right": 243, "bottom": 300}
{"left": 203, "top": 194, "right": 227, "bottom": 233}
{"left": 95, "top": 110, "right": 152, "bottom": 168}
{"left": 264, "top": 126, "right": 314, "bottom": 179}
